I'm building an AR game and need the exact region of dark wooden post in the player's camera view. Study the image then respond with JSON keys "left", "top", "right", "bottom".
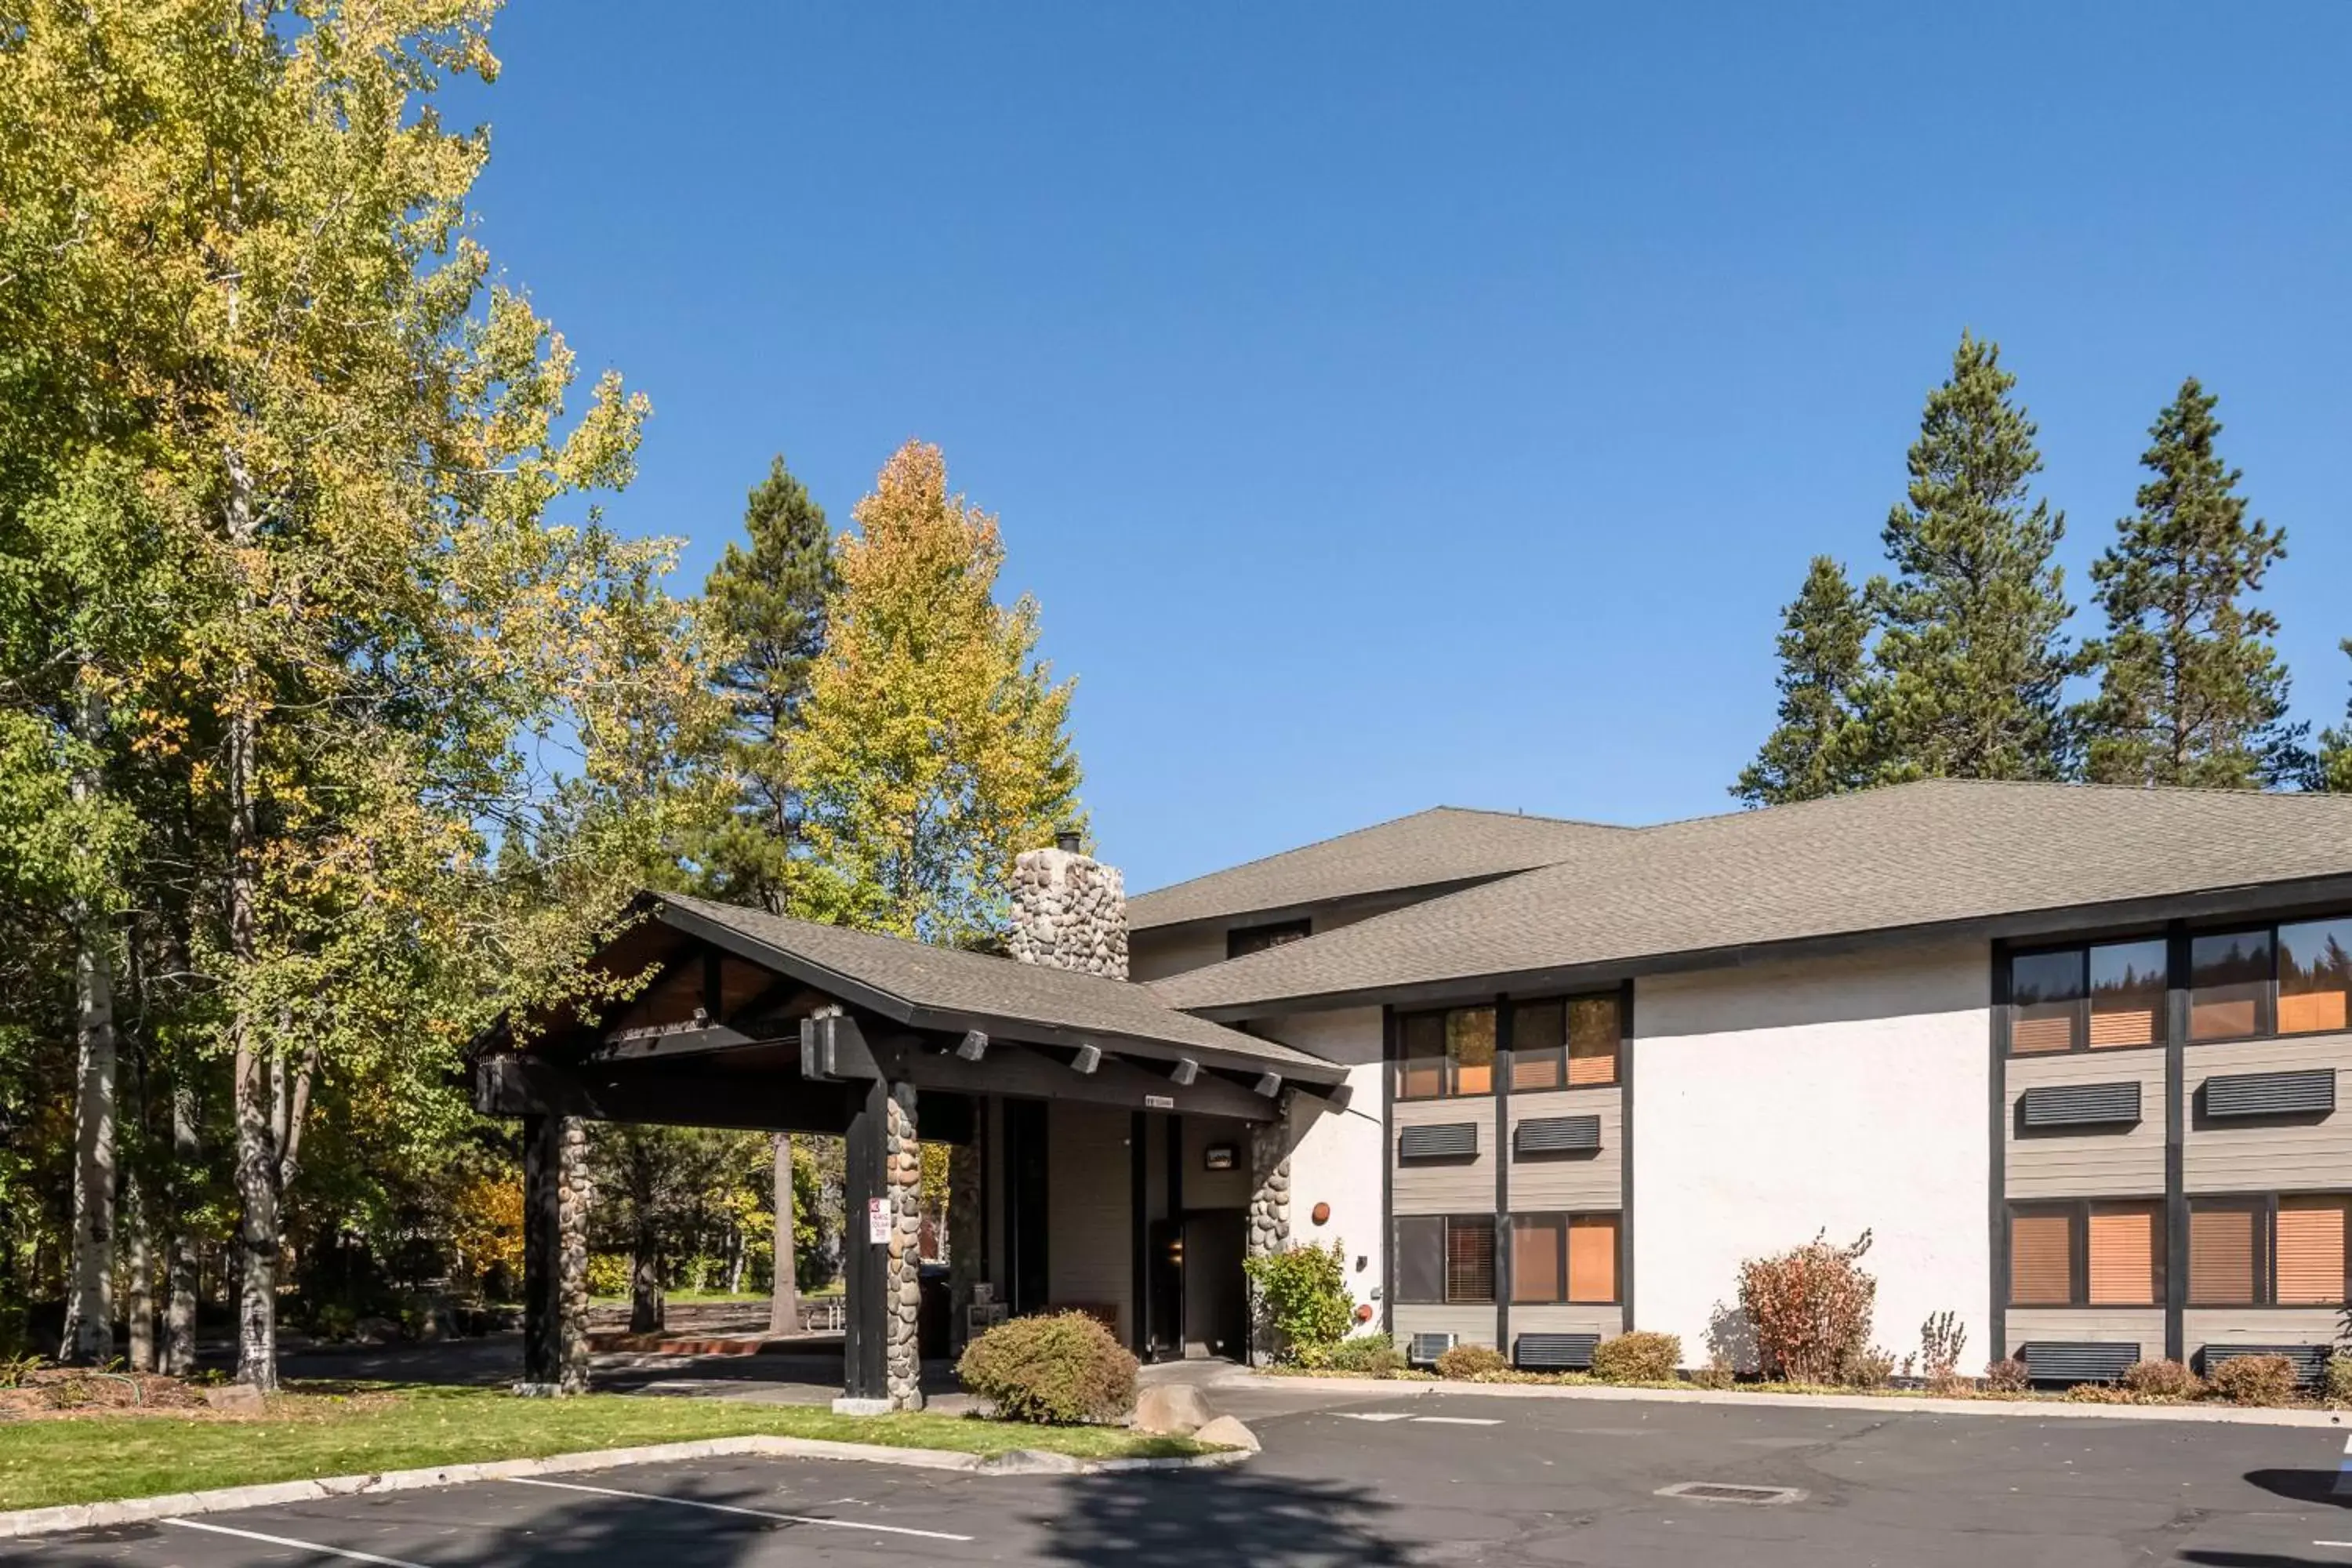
{"left": 521, "top": 1112, "right": 563, "bottom": 1388}
{"left": 839, "top": 1078, "right": 889, "bottom": 1409}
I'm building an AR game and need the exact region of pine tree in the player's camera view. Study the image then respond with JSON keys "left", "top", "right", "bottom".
{"left": 2318, "top": 642, "right": 2352, "bottom": 793}
{"left": 1866, "top": 333, "right": 2081, "bottom": 781}
{"left": 1733, "top": 556, "right": 1875, "bottom": 805}
{"left": 2077, "top": 379, "right": 2305, "bottom": 789}
{"left": 791, "top": 441, "right": 1082, "bottom": 943}
{"left": 693, "top": 456, "right": 837, "bottom": 911}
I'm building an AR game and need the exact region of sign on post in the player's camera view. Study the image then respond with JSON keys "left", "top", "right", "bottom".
{"left": 867, "top": 1196, "right": 891, "bottom": 1245}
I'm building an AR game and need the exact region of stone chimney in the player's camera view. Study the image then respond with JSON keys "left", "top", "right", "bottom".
{"left": 1007, "top": 834, "right": 1129, "bottom": 980}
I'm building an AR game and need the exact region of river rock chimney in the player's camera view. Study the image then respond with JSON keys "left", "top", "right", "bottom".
{"left": 1007, "top": 834, "right": 1128, "bottom": 980}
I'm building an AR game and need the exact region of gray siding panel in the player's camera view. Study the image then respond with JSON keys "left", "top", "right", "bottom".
{"left": 2005, "top": 1051, "right": 2165, "bottom": 1200}
{"left": 1508, "top": 1302, "right": 1622, "bottom": 1340}
{"left": 2186, "top": 1306, "right": 2340, "bottom": 1359}
{"left": 2185, "top": 1036, "right": 2352, "bottom": 1192}
{"left": 1508, "top": 1089, "right": 1623, "bottom": 1210}
{"left": 1390, "top": 1304, "right": 1497, "bottom": 1348}
{"left": 2003, "top": 1307, "right": 2163, "bottom": 1359}
{"left": 1394, "top": 1099, "right": 1497, "bottom": 1214}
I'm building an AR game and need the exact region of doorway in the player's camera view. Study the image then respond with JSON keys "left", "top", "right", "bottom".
{"left": 1181, "top": 1208, "right": 1247, "bottom": 1359}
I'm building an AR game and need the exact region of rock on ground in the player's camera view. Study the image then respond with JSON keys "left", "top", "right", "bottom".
{"left": 1132, "top": 1383, "right": 1214, "bottom": 1436}
{"left": 1192, "top": 1414, "right": 1260, "bottom": 1452}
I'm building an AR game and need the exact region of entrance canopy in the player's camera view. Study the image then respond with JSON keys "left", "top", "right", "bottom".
{"left": 474, "top": 891, "right": 1348, "bottom": 1137}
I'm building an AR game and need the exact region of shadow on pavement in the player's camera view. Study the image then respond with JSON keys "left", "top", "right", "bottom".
{"left": 2180, "top": 1555, "right": 2347, "bottom": 1567}
{"left": 1029, "top": 1470, "right": 1409, "bottom": 1566}
{"left": 2240, "top": 1469, "right": 2352, "bottom": 1509}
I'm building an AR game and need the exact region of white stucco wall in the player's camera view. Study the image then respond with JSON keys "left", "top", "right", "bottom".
{"left": 1261, "top": 1007, "right": 1388, "bottom": 1324}
{"left": 1632, "top": 941, "right": 1991, "bottom": 1370}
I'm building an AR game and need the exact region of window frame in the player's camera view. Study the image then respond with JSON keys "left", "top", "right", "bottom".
{"left": 1505, "top": 990, "right": 1623, "bottom": 1094}
{"left": 1226, "top": 918, "right": 1311, "bottom": 961}
{"left": 2005, "top": 1197, "right": 2167, "bottom": 1308}
{"left": 2003, "top": 935, "right": 2170, "bottom": 1058}
{"left": 1507, "top": 1210, "right": 1623, "bottom": 1306}
{"left": 2187, "top": 1191, "right": 2352, "bottom": 1309}
{"left": 2184, "top": 916, "right": 2352, "bottom": 1047}
{"left": 1393, "top": 1004, "right": 1499, "bottom": 1101}
{"left": 1394, "top": 1213, "right": 1497, "bottom": 1305}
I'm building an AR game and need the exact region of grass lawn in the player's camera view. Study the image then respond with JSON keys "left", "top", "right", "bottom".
{"left": 0, "top": 1385, "right": 1206, "bottom": 1513}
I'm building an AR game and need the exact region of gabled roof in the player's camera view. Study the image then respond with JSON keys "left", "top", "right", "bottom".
{"left": 1127, "top": 805, "right": 1629, "bottom": 932}
{"left": 1151, "top": 780, "right": 2352, "bottom": 1015}
{"left": 652, "top": 892, "right": 1345, "bottom": 1083}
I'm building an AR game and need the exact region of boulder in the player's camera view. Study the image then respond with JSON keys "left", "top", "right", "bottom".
{"left": 202, "top": 1382, "right": 267, "bottom": 1413}
{"left": 976, "top": 1448, "right": 1084, "bottom": 1475}
{"left": 1132, "top": 1381, "right": 1214, "bottom": 1436}
{"left": 1192, "top": 1414, "right": 1260, "bottom": 1453}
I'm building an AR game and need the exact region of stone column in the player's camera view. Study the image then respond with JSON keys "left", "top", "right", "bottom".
{"left": 521, "top": 1112, "right": 592, "bottom": 1396}
{"left": 1245, "top": 1115, "right": 1294, "bottom": 1366}
{"left": 885, "top": 1083, "right": 924, "bottom": 1410}
{"left": 1007, "top": 842, "right": 1128, "bottom": 979}
{"left": 557, "top": 1118, "right": 592, "bottom": 1395}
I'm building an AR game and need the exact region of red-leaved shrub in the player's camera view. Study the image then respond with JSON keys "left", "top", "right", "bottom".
{"left": 1735, "top": 1229, "right": 1878, "bottom": 1385}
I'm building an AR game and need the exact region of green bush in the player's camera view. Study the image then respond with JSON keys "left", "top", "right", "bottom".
{"left": 1980, "top": 1357, "right": 2030, "bottom": 1394}
{"left": 1434, "top": 1343, "right": 1508, "bottom": 1380}
{"left": 586, "top": 1253, "right": 630, "bottom": 1298}
{"left": 956, "top": 1312, "right": 1138, "bottom": 1425}
{"left": 2121, "top": 1359, "right": 2201, "bottom": 1401}
{"left": 2207, "top": 1354, "right": 2299, "bottom": 1407}
{"left": 1242, "top": 1241, "right": 1355, "bottom": 1361}
{"left": 2325, "top": 1355, "right": 2352, "bottom": 1406}
{"left": 1591, "top": 1330, "right": 1681, "bottom": 1383}
{"left": 1299, "top": 1333, "right": 1406, "bottom": 1377}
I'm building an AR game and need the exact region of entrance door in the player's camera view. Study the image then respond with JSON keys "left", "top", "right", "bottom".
{"left": 1147, "top": 1218, "right": 1184, "bottom": 1361}
{"left": 1181, "top": 1209, "right": 1247, "bottom": 1360}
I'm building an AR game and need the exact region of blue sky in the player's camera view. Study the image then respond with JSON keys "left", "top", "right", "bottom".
{"left": 459, "top": 2, "right": 2352, "bottom": 893}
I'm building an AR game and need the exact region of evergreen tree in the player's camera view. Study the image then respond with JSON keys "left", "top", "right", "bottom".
{"left": 1733, "top": 556, "right": 1875, "bottom": 805}
{"left": 1865, "top": 333, "right": 2081, "bottom": 781}
{"left": 693, "top": 456, "right": 837, "bottom": 912}
{"left": 2318, "top": 642, "right": 2352, "bottom": 793}
{"left": 2076, "top": 378, "right": 2304, "bottom": 788}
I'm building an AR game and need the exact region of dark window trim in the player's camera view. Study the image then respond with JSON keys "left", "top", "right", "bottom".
{"left": 1505, "top": 1209, "right": 1624, "bottom": 1307}
{"left": 1501, "top": 989, "right": 1625, "bottom": 1093}
{"left": 1392, "top": 1003, "right": 1499, "bottom": 1102}
{"left": 2006, "top": 1196, "right": 2168, "bottom": 1309}
{"left": 2005, "top": 912, "right": 2352, "bottom": 1057}
{"left": 2004, "top": 931, "right": 2172, "bottom": 1058}
{"left": 1226, "top": 918, "right": 1311, "bottom": 961}
{"left": 2187, "top": 1189, "right": 2352, "bottom": 1309}
{"left": 2182, "top": 913, "right": 2352, "bottom": 1047}
{"left": 1393, "top": 1212, "right": 1499, "bottom": 1306}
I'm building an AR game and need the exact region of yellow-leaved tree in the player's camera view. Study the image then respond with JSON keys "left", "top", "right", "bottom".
{"left": 792, "top": 442, "right": 1081, "bottom": 943}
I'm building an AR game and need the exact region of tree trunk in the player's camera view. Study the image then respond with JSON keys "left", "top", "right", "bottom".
{"left": 163, "top": 1076, "right": 200, "bottom": 1377}
{"left": 768, "top": 1134, "right": 799, "bottom": 1337}
{"left": 61, "top": 682, "right": 119, "bottom": 1367}
{"left": 124, "top": 1165, "right": 154, "bottom": 1372}
{"left": 630, "top": 1227, "right": 664, "bottom": 1335}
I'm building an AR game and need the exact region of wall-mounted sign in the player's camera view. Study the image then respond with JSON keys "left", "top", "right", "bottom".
{"left": 1203, "top": 1142, "right": 1237, "bottom": 1171}
{"left": 867, "top": 1196, "right": 891, "bottom": 1245}
{"left": 1144, "top": 1094, "right": 1174, "bottom": 1110}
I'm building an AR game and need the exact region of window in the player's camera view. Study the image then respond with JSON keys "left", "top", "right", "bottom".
{"left": 2279, "top": 919, "right": 2352, "bottom": 1036}
{"left": 1508, "top": 1213, "right": 1621, "bottom": 1305}
{"left": 1396, "top": 1214, "right": 1495, "bottom": 1304}
{"left": 1394, "top": 1006, "right": 1497, "bottom": 1099}
{"left": 2188, "top": 1194, "right": 2352, "bottom": 1306}
{"left": 2191, "top": 929, "right": 2272, "bottom": 1040}
{"left": 1227, "top": 919, "right": 1309, "bottom": 960}
{"left": 2006, "top": 1200, "right": 2165, "bottom": 1307}
{"left": 2007, "top": 940, "right": 2166, "bottom": 1054}
{"left": 1506, "top": 993, "right": 1621, "bottom": 1091}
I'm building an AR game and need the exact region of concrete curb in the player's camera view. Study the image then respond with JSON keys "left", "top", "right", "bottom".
{"left": 1256, "top": 1371, "right": 2351, "bottom": 1427}
{"left": 0, "top": 1432, "right": 1244, "bottom": 1540}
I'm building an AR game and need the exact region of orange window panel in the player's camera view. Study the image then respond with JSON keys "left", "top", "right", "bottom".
{"left": 1568, "top": 1215, "right": 1619, "bottom": 1304}
{"left": 2277, "top": 1198, "right": 2350, "bottom": 1305}
{"left": 2088, "top": 1007, "right": 2157, "bottom": 1048}
{"left": 2189, "top": 1204, "right": 2257, "bottom": 1306}
{"left": 2087, "top": 1203, "right": 2162, "bottom": 1306}
{"left": 2011, "top": 1011, "right": 2075, "bottom": 1053}
{"left": 2279, "top": 990, "right": 2350, "bottom": 1035}
{"left": 1511, "top": 1219, "right": 1563, "bottom": 1304}
{"left": 2009, "top": 1211, "right": 2073, "bottom": 1305}
{"left": 1566, "top": 996, "right": 1618, "bottom": 1086}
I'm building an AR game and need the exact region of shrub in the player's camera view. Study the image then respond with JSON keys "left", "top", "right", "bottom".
{"left": 1300, "top": 1333, "right": 1406, "bottom": 1377}
{"left": 1242, "top": 1241, "right": 1355, "bottom": 1362}
{"left": 1736, "top": 1229, "right": 1878, "bottom": 1385}
{"left": 1845, "top": 1347, "right": 1898, "bottom": 1389}
{"left": 586, "top": 1253, "right": 630, "bottom": 1298}
{"left": 2122, "top": 1359, "right": 2201, "bottom": 1401}
{"left": 1687, "top": 1358, "right": 1737, "bottom": 1391}
{"left": 2207, "top": 1354, "right": 2299, "bottom": 1407}
{"left": 2326, "top": 1356, "right": 2352, "bottom": 1406}
{"left": 2064, "top": 1382, "right": 2133, "bottom": 1403}
{"left": 1918, "top": 1310, "right": 1968, "bottom": 1389}
{"left": 1981, "top": 1357, "right": 2030, "bottom": 1394}
{"left": 956, "top": 1311, "right": 1138, "bottom": 1424}
{"left": 1591, "top": 1330, "right": 1682, "bottom": 1383}
{"left": 1435, "top": 1344, "right": 1509, "bottom": 1380}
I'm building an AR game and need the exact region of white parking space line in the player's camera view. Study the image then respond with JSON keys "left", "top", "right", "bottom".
{"left": 162, "top": 1518, "right": 434, "bottom": 1567}
{"left": 1336, "top": 1412, "right": 1414, "bottom": 1422}
{"left": 506, "top": 1475, "right": 976, "bottom": 1542}
{"left": 1412, "top": 1416, "right": 1502, "bottom": 1426}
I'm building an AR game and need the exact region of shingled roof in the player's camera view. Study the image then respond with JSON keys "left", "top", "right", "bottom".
{"left": 651, "top": 892, "right": 1345, "bottom": 1083}
{"left": 1127, "top": 805, "right": 1628, "bottom": 931}
{"left": 1150, "top": 780, "right": 2352, "bottom": 1015}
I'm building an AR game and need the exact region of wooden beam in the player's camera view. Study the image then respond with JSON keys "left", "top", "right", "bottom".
{"left": 875, "top": 1029, "right": 1278, "bottom": 1122}
{"left": 587, "top": 1022, "right": 757, "bottom": 1063}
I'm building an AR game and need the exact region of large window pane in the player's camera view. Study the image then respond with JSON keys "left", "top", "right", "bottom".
{"left": 1444, "top": 1217, "right": 1495, "bottom": 1304}
{"left": 1566, "top": 995, "right": 1620, "bottom": 1085}
{"left": 2089, "top": 940, "right": 2167, "bottom": 1048}
{"left": 2188, "top": 1201, "right": 2258, "bottom": 1306}
{"left": 1510, "top": 1215, "right": 1564, "bottom": 1303}
{"left": 2190, "top": 929, "right": 2272, "bottom": 1040}
{"left": 2278, "top": 1196, "right": 2351, "bottom": 1305}
{"left": 1567, "top": 1214, "right": 1620, "bottom": 1304}
{"left": 2009, "top": 1208, "right": 2074, "bottom": 1305}
{"left": 2279, "top": 919, "right": 2352, "bottom": 1036}
{"left": 1395, "top": 1216, "right": 1444, "bottom": 1304}
{"left": 1509, "top": 1002, "right": 1565, "bottom": 1091}
{"left": 2087, "top": 1201, "right": 2164, "bottom": 1306}
{"left": 1449, "top": 1008, "right": 1497, "bottom": 1097}
{"left": 2010, "top": 949, "right": 2084, "bottom": 1054}
{"left": 1397, "top": 1013, "right": 1444, "bottom": 1100}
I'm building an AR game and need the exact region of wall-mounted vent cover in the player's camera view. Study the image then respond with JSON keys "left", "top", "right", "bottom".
{"left": 2204, "top": 1069, "right": 2336, "bottom": 1119}
{"left": 2018, "top": 1341, "right": 2139, "bottom": 1383}
{"left": 1515, "top": 1115, "right": 1602, "bottom": 1155}
{"left": 1514, "top": 1332, "right": 1599, "bottom": 1370}
{"left": 2019, "top": 1081, "right": 2141, "bottom": 1128}
{"left": 1406, "top": 1332, "right": 1456, "bottom": 1366}
{"left": 1398, "top": 1122, "right": 1478, "bottom": 1160}
{"left": 2199, "top": 1343, "right": 2329, "bottom": 1385}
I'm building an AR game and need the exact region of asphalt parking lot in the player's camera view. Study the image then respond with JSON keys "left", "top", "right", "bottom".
{"left": 13, "top": 1385, "right": 2352, "bottom": 1566}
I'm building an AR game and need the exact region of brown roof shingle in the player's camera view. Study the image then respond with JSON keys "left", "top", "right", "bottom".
{"left": 1150, "top": 780, "right": 2352, "bottom": 1014}
{"left": 1127, "top": 805, "right": 1628, "bottom": 931}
